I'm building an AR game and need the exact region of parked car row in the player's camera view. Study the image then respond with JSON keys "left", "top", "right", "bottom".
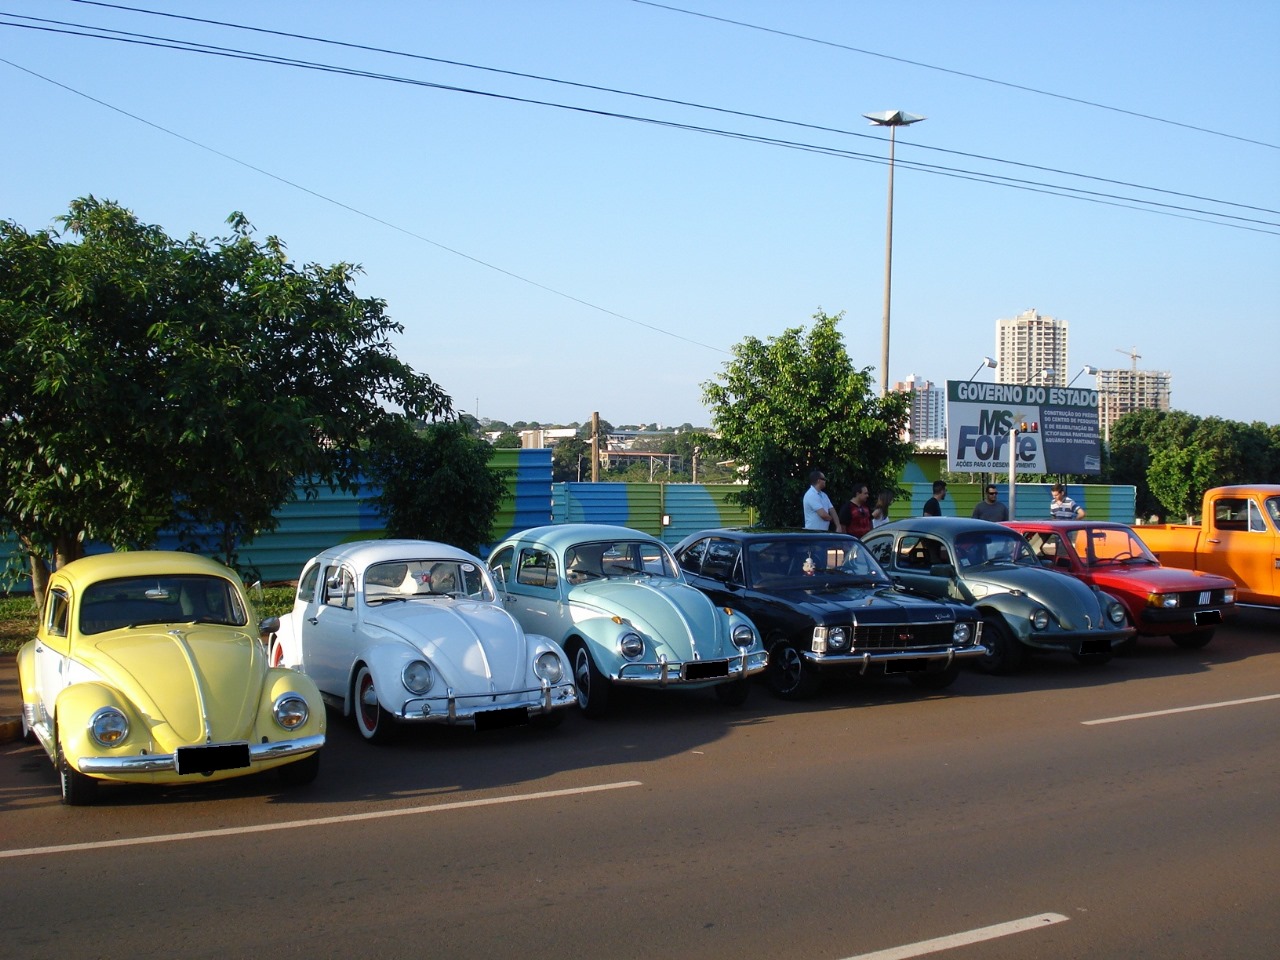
{"left": 16, "top": 516, "right": 1237, "bottom": 805}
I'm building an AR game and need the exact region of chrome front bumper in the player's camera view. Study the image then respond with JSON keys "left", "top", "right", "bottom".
{"left": 77, "top": 734, "right": 326, "bottom": 775}
{"left": 615, "top": 650, "right": 769, "bottom": 687}
{"left": 399, "top": 681, "right": 578, "bottom": 723}
{"left": 804, "top": 644, "right": 988, "bottom": 671}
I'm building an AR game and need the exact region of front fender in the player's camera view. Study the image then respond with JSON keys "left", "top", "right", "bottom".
{"left": 344, "top": 641, "right": 423, "bottom": 717}
{"left": 976, "top": 594, "right": 1041, "bottom": 641}
{"left": 257, "top": 669, "right": 327, "bottom": 740}
{"left": 54, "top": 682, "right": 146, "bottom": 771}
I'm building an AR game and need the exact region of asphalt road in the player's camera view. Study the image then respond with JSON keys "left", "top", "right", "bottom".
{"left": 3, "top": 609, "right": 1279, "bottom": 960}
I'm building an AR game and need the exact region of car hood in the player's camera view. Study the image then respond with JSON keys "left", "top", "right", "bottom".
{"left": 962, "top": 565, "right": 1109, "bottom": 621}
{"left": 1083, "top": 564, "right": 1232, "bottom": 592}
{"left": 365, "top": 600, "right": 531, "bottom": 689}
{"left": 569, "top": 578, "right": 726, "bottom": 656}
{"left": 80, "top": 626, "right": 263, "bottom": 747}
{"left": 766, "top": 582, "right": 964, "bottom": 624}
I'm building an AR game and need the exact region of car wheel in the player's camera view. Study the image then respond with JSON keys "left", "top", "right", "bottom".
{"left": 976, "top": 617, "right": 1025, "bottom": 675}
{"left": 1172, "top": 629, "right": 1214, "bottom": 649}
{"left": 908, "top": 661, "right": 960, "bottom": 691}
{"left": 353, "top": 664, "right": 397, "bottom": 744}
{"left": 767, "top": 640, "right": 819, "bottom": 700}
{"left": 568, "top": 640, "right": 611, "bottom": 719}
{"left": 58, "top": 742, "right": 98, "bottom": 806}
{"left": 713, "top": 679, "right": 750, "bottom": 706}
{"left": 277, "top": 751, "right": 320, "bottom": 787}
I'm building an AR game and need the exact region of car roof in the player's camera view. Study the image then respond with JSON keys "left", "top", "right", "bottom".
{"left": 309, "top": 539, "right": 483, "bottom": 568}
{"left": 499, "top": 523, "right": 664, "bottom": 553}
{"left": 1005, "top": 520, "right": 1133, "bottom": 532}
{"left": 52, "top": 550, "right": 242, "bottom": 590}
{"left": 678, "top": 527, "right": 859, "bottom": 545}
{"left": 869, "top": 517, "right": 1017, "bottom": 538}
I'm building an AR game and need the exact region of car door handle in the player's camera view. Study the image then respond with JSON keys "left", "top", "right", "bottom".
{"left": 308, "top": 617, "right": 319, "bottom": 624}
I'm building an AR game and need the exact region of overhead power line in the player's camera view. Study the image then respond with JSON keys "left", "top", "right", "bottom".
{"left": 630, "top": 0, "right": 1280, "bottom": 152}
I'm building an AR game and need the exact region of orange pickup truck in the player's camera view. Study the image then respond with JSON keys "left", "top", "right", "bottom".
{"left": 1136, "top": 485, "right": 1280, "bottom": 607}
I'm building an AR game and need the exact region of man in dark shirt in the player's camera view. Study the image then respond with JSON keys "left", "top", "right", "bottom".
{"left": 923, "top": 480, "right": 947, "bottom": 516}
{"left": 838, "top": 484, "right": 873, "bottom": 538}
{"left": 972, "top": 485, "right": 1009, "bottom": 521}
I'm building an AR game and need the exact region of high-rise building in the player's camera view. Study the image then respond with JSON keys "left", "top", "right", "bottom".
{"left": 894, "top": 374, "right": 946, "bottom": 443}
{"left": 995, "top": 308, "right": 1068, "bottom": 386}
{"left": 1096, "top": 367, "right": 1172, "bottom": 440}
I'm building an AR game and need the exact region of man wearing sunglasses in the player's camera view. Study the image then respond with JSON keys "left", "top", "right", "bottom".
{"left": 972, "top": 485, "right": 1009, "bottom": 522}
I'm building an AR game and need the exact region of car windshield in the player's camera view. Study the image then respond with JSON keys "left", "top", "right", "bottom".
{"left": 953, "top": 531, "right": 1038, "bottom": 568}
{"left": 79, "top": 575, "right": 249, "bottom": 634}
{"left": 565, "top": 539, "right": 680, "bottom": 583}
{"left": 364, "top": 559, "right": 495, "bottom": 603}
{"left": 747, "top": 537, "right": 888, "bottom": 588}
{"left": 1070, "top": 527, "right": 1157, "bottom": 567}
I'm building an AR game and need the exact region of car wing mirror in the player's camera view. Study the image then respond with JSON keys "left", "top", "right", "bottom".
{"left": 929, "top": 563, "right": 957, "bottom": 578}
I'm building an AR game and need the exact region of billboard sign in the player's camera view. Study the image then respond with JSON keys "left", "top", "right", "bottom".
{"left": 946, "top": 381, "right": 1101, "bottom": 475}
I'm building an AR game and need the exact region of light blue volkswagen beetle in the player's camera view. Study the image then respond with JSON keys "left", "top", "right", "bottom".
{"left": 488, "top": 524, "right": 768, "bottom": 717}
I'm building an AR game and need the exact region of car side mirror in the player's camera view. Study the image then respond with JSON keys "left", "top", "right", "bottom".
{"left": 258, "top": 615, "right": 280, "bottom": 645}
{"left": 929, "top": 563, "right": 957, "bottom": 578}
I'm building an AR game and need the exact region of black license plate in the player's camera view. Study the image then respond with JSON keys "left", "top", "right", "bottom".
{"left": 474, "top": 707, "right": 529, "bottom": 732}
{"left": 1079, "top": 637, "right": 1110, "bottom": 655}
{"left": 884, "top": 658, "right": 928, "bottom": 675}
{"left": 684, "top": 659, "right": 729, "bottom": 681}
{"left": 175, "top": 743, "right": 250, "bottom": 775}
{"left": 1193, "top": 609, "right": 1223, "bottom": 626}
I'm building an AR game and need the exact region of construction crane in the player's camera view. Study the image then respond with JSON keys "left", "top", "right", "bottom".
{"left": 1116, "top": 346, "right": 1141, "bottom": 370}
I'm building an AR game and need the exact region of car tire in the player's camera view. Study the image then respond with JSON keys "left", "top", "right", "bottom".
{"left": 907, "top": 661, "right": 960, "bottom": 691}
{"left": 58, "top": 742, "right": 98, "bottom": 806}
{"left": 277, "top": 751, "right": 320, "bottom": 787}
{"left": 569, "top": 640, "right": 611, "bottom": 719}
{"left": 766, "top": 640, "right": 820, "bottom": 700}
{"left": 975, "top": 617, "right": 1025, "bottom": 675}
{"left": 1172, "top": 629, "right": 1214, "bottom": 649}
{"left": 713, "top": 679, "right": 750, "bottom": 707}
{"left": 353, "top": 664, "right": 397, "bottom": 744}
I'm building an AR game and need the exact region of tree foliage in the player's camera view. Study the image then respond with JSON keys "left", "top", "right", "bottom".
{"left": 1108, "top": 409, "right": 1279, "bottom": 521}
{"left": 1, "top": 197, "right": 451, "bottom": 597}
{"left": 702, "top": 312, "right": 912, "bottom": 527}
{"left": 363, "top": 420, "right": 507, "bottom": 555}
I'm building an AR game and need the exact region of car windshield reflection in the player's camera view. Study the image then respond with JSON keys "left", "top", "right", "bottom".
{"left": 565, "top": 540, "right": 680, "bottom": 584}
{"left": 1070, "top": 527, "right": 1158, "bottom": 568}
{"left": 363, "top": 559, "right": 495, "bottom": 603}
{"left": 79, "top": 575, "right": 249, "bottom": 634}
{"left": 747, "top": 538, "right": 889, "bottom": 589}
{"left": 953, "top": 531, "right": 1039, "bottom": 568}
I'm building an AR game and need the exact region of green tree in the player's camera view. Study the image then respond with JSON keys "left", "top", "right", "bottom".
{"left": 363, "top": 420, "right": 507, "bottom": 555}
{"left": 1, "top": 198, "right": 450, "bottom": 599}
{"left": 492, "top": 430, "right": 521, "bottom": 448}
{"left": 551, "top": 437, "right": 590, "bottom": 482}
{"left": 702, "top": 311, "right": 912, "bottom": 526}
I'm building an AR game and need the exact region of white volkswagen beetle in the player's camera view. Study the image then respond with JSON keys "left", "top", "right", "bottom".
{"left": 271, "top": 540, "right": 576, "bottom": 741}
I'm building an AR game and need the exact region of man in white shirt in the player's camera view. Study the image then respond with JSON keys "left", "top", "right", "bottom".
{"left": 802, "top": 470, "right": 837, "bottom": 530}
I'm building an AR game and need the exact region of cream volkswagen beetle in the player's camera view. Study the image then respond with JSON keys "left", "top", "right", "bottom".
{"left": 17, "top": 551, "right": 326, "bottom": 805}
{"left": 271, "top": 540, "right": 576, "bottom": 741}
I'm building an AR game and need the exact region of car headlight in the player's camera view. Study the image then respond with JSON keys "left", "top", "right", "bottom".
{"left": 1223, "top": 588, "right": 1236, "bottom": 603}
{"left": 272, "top": 693, "right": 310, "bottom": 730}
{"left": 1147, "top": 592, "right": 1178, "bottom": 609}
{"left": 952, "top": 622, "right": 973, "bottom": 644}
{"left": 619, "top": 632, "right": 645, "bottom": 660}
{"left": 826, "top": 626, "right": 850, "bottom": 652}
{"left": 402, "top": 660, "right": 434, "bottom": 695}
{"left": 1030, "top": 608, "right": 1050, "bottom": 631}
{"left": 1107, "top": 601, "right": 1127, "bottom": 625}
{"left": 88, "top": 706, "right": 129, "bottom": 747}
{"left": 731, "top": 624, "right": 756, "bottom": 649}
{"left": 534, "top": 651, "right": 564, "bottom": 684}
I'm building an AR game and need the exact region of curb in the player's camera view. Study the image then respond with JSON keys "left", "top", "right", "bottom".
{"left": 0, "top": 717, "right": 22, "bottom": 744}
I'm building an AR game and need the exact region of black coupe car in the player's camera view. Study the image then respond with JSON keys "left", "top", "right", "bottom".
{"left": 672, "top": 529, "right": 986, "bottom": 699}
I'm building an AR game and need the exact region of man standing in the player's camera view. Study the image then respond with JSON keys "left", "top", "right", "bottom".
{"left": 1049, "top": 483, "right": 1085, "bottom": 519}
{"left": 972, "top": 485, "right": 1009, "bottom": 522}
{"left": 838, "top": 484, "right": 873, "bottom": 538}
{"left": 803, "top": 470, "right": 837, "bottom": 530}
{"left": 923, "top": 480, "right": 947, "bottom": 516}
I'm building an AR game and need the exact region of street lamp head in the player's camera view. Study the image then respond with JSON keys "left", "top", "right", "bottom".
{"left": 968, "top": 356, "right": 997, "bottom": 381}
{"left": 863, "top": 110, "right": 926, "bottom": 127}
{"left": 1067, "top": 364, "right": 1100, "bottom": 388}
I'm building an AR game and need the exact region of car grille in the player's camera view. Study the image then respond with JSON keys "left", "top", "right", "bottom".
{"left": 1172, "top": 589, "right": 1232, "bottom": 608}
{"left": 852, "top": 621, "right": 961, "bottom": 651}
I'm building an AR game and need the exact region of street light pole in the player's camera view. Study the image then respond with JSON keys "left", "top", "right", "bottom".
{"left": 864, "top": 110, "right": 925, "bottom": 397}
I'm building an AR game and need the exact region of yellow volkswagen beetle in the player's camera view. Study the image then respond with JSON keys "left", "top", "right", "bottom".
{"left": 17, "top": 551, "right": 326, "bottom": 805}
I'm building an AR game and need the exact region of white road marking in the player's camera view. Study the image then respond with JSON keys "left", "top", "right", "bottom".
{"left": 841, "top": 913, "right": 1070, "bottom": 960}
{"left": 0, "top": 780, "right": 642, "bottom": 860}
{"left": 1083, "top": 693, "right": 1280, "bottom": 725}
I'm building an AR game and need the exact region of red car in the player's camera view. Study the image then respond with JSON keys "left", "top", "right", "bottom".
{"left": 1005, "top": 521, "right": 1237, "bottom": 648}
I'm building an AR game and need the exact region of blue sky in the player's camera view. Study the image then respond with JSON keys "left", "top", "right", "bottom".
{"left": 3, "top": 1, "right": 1277, "bottom": 428}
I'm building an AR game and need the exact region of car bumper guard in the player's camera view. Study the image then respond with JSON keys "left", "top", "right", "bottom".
{"left": 77, "top": 733, "right": 326, "bottom": 775}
